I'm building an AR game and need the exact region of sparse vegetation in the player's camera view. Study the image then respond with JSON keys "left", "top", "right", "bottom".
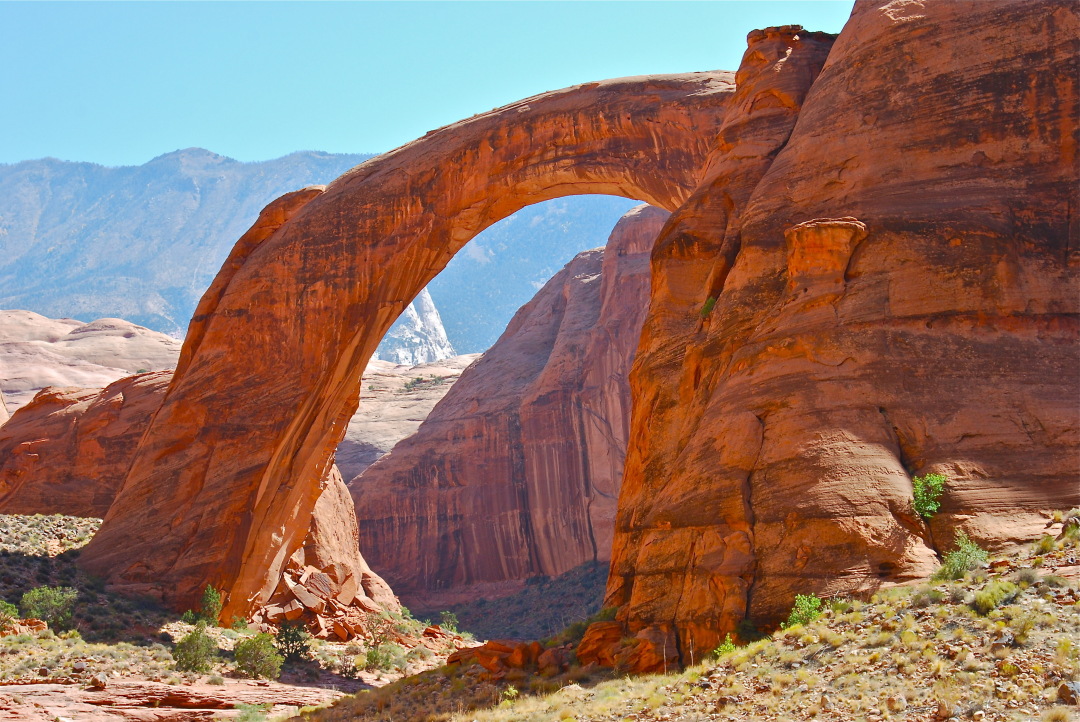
{"left": 302, "top": 508, "right": 1080, "bottom": 722}
{"left": 275, "top": 620, "right": 311, "bottom": 662}
{"left": 20, "top": 585, "right": 77, "bottom": 631}
{"left": 700, "top": 295, "right": 717, "bottom": 318}
{"left": 912, "top": 471, "right": 947, "bottom": 518}
{"left": 933, "top": 528, "right": 989, "bottom": 580}
{"left": 234, "top": 632, "right": 284, "bottom": 679}
{"left": 780, "top": 593, "right": 822, "bottom": 629}
{"left": 173, "top": 620, "right": 217, "bottom": 672}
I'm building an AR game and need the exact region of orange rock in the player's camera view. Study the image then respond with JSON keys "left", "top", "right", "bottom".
{"left": 352, "top": 205, "right": 667, "bottom": 608}
{"left": 610, "top": 4, "right": 1079, "bottom": 664}
{"left": 576, "top": 621, "right": 625, "bottom": 668}
{"left": 0, "top": 372, "right": 171, "bottom": 517}
{"left": 536, "top": 646, "right": 569, "bottom": 675}
{"left": 76, "top": 73, "right": 735, "bottom": 619}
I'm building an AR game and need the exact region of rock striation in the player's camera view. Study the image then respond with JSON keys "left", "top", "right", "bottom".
{"left": 352, "top": 205, "right": 666, "bottom": 607}
{"left": 79, "top": 73, "right": 737, "bottom": 619}
{"left": 0, "top": 372, "right": 171, "bottom": 517}
{"left": 70, "top": 0, "right": 1077, "bottom": 668}
{"left": 608, "top": 2, "right": 1079, "bottom": 666}
{"left": 0, "top": 371, "right": 400, "bottom": 631}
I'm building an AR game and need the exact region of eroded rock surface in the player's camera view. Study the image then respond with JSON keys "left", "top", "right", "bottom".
{"left": 608, "top": 2, "right": 1079, "bottom": 664}
{"left": 0, "top": 310, "right": 181, "bottom": 411}
{"left": 79, "top": 73, "right": 737, "bottom": 618}
{"left": 352, "top": 205, "right": 665, "bottom": 608}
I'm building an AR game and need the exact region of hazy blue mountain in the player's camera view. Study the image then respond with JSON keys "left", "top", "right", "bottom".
{"left": 429, "top": 195, "right": 640, "bottom": 352}
{"left": 0, "top": 149, "right": 643, "bottom": 354}
{"left": 0, "top": 148, "right": 374, "bottom": 334}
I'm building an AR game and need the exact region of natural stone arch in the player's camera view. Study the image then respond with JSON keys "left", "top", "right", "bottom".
{"left": 79, "top": 71, "right": 736, "bottom": 619}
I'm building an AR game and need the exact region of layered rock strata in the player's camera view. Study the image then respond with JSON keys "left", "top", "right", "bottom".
{"left": 352, "top": 205, "right": 665, "bottom": 607}
{"left": 0, "top": 374, "right": 400, "bottom": 633}
{"left": 608, "top": 1, "right": 1079, "bottom": 666}
{"left": 67, "top": 0, "right": 1078, "bottom": 668}
{"left": 78, "top": 73, "right": 737, "bottom": 618}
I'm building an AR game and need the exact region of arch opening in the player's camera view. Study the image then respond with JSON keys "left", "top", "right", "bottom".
{"left": 78, "top": 71, "right": 736, "bottom": 619}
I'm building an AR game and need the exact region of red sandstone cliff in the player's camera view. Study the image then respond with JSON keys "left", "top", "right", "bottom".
{"left": 607, "top": 1, "right": 1079, "bottom": 667}
{"left": 351, "top": 205, "right": 667, "bottom": 607}
{"left": 0, "top": 373, "right": 400, "bottom": 632}
{"left": 0, "top": 373, "right": 170, "bottom": 517}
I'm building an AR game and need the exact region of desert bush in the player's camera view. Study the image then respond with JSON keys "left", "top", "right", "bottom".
{"left": 932, "top": 530, "right": 988, "bottom": 581}
{"left": 781, "top": 594, "right": 822, "bottom": 629}
{"left": 174, "top": 621, "right": 216, "bottom": 672}
{"left": 713, "top": 633, "right": 737, "bottom": 657}
{"left": 971, "top": 580, "right": 1019, "bottom": 615}
{"left": 234, "top": 633, "right": 283, "bottom": 679}
{"left": 912, "top": 473, "right": 947, "bottom": 519}
{"left": 274, "top": 620, "right": 310, "bottom": 662}
{"left": 438, "top": 610, "right": 459, "bottom": 633}
{"left": 0, "top": 601, "right": 18, "bottom": 631}
{"left": 20, "top": 586, "right": 77, "bottom": 630}
{"left": 1034, "top": 534, "right": 1056, "bottom": 555}
{"left": 200, "top": 585, "right": 222, "bottom": 624}
{"left": 364, "top": 642, "right": 405, "bottom": 671}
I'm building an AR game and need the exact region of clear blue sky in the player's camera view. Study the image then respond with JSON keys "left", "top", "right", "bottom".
{"left": 1, "top": 1, "right": 854, "bottom": 167}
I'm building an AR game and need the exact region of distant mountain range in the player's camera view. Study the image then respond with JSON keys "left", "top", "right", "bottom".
{"left": 0, "top": 148, "right": 639, "bottom": 355}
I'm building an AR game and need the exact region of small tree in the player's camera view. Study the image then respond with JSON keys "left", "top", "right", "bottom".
{"left": 234, "top": 633, "right": 283, "bottom": 679}
{"left": 438, "top": 610, "right": 459, "bottom": 633}
{"left": 174, "top": 620, "right": 217, "bottom": 672}
{"left": 913, "top": 473, "right": 947, "bottom": 519}
{"left": 200, "top": 585, "right": 223, "bottom": 625}
{"left": 20, "top": 586, "right": 77, "bottom": 630}
{"left": 780, "top": 594, "right": 823, "bottom": 629}
{"left": 274, "top": 621, "right": 310, "bottom": 662}
{"left": 932, "top": 529, "right": 988, "bottom": 580}
{"left": 0, "top": 601, "right": 19, "bottom": 632}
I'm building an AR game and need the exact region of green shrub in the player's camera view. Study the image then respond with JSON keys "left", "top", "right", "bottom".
{"left": 713, "top": 633, "right": 737, "bottom": 657}
{"left": 20, "top": 586, "right": 77, "bottom": 630}
{"left": 932, "top": 530, "right": 988, "bottom": 581}
{"left": 230, "top": 616, "right": 249, "bottom": 631}
{"left": 438, "top": 610, "right": 459, "bottom": 633}
{"left": 234, "top": 633, "right": 283, "bottom": 679}
{"left": 364, "top": 642, "right": 405, "bottom": 671}
{"left": 700, "top": 296, "right": 717, "bottom": 318}
{"left": 972, "top": 580, "right": 1019, "bottom": 615}
{"left": 1034, "top": 534, "right": 1056, "bottom": 555}
{"left": 912, "top": 473, "right": 947, "bottom": 519}
{"left": 235, "top": 703, "right": 272, "bottom": 722}
{"left": 274, "top": 621, "right": 310, "bottom": 662}
{"left": 199, "top": 585, "right": 223, "bottom": 625}
{"left": 174, "top": 620, "right": 217, "bottom": 672}
{"left": 0, "top": 600, "right": 18, "bottom": 631}
{"left": 781, "top": 594, "right": 823, "bottom": 629}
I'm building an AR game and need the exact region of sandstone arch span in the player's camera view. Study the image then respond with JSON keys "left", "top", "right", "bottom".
{"left": 79, "top": 71, "right": 736, "bottom": 619}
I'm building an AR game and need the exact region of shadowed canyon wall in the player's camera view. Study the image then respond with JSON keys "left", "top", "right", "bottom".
{"left": 607, "top": 0, "right": 1079, "bottom": 667}
{"left": 352, "top": 205, "right": 666, "bottom": 607}
{"left": 78, "top": 74, "right": 737, "bottom": 618}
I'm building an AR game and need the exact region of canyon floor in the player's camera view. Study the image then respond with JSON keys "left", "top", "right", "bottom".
{"left": 0, "top": 514, "right": 470, "bottom": 720}
{"left": 303, "top": 516, "right": 1080, "bottom": 722}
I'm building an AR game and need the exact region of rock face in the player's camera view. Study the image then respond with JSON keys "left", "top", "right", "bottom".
{"left": 0, "top": 310, "right": 182, "bottom": 411}
{"left": 336, "top": 354, "right": 479, "bottom": 481}
{"left": 352, "top": 205, "right": 665, "bottom": 607}
{"left": 74, "top": 0, "right": 1077, "bottom": 659}
{"left": 0, "top": 371, "right": 399, "bottom": 625}
{"left": 608, "top": 1, "right": 1079, "bottom": 665}
{"left": 373, "top": 288, "right": 456, "bottom": 365}
{"left": 79, "top": 72, "right": 736, "bottom": 619}
{"left": 0, "top": 372, "right": 171, "bottom": 517}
